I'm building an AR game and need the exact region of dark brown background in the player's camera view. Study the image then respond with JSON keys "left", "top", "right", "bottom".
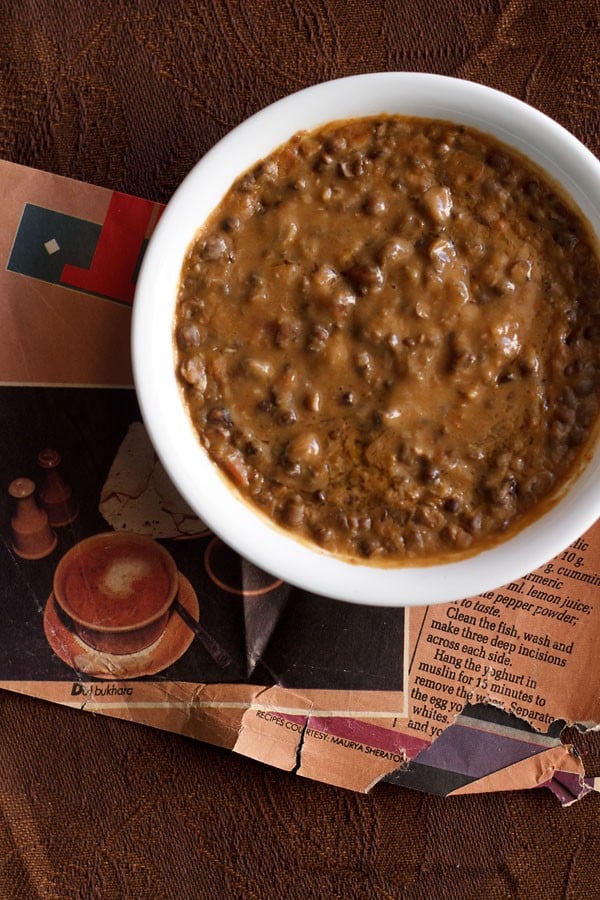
{"left": 2, "top": 1, "right": 600, "bottom": 897}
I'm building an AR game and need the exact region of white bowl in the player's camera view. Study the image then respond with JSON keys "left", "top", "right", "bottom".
{"left": 132, "top": 73, "right": 600, "bottom": 607}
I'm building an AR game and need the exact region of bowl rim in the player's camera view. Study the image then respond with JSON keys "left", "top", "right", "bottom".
{"left": 132, "top": 72, "right": 600, "bottom": 607}
{"left": 53, "top": 532, "right": 179, "bottom": 632}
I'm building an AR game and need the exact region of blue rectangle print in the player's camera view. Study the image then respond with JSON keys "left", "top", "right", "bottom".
{"left": 7, "top": 204, "right": 101, "bottom": 286}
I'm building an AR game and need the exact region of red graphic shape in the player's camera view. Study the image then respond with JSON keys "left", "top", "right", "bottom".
{"left": 60, "top": 192, "right": 157, "bottom": 304}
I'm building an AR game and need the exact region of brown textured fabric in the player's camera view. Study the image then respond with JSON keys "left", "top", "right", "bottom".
{"left": 1, "top": 1, "right": 600, "bottom": 897}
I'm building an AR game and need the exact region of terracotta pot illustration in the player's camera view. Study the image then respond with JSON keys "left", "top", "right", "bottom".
{"left": 37, "top": 448, "right": 78, "bottom": 527}
{"left": 9, "top": 477, "right": 57, "bottom": 560}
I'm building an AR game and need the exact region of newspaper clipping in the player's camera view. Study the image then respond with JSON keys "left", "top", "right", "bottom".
{"left": 1, "top": 159, "right": 598, "bottom": 804}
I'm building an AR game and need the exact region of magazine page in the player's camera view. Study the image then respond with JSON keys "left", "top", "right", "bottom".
{"left": 1, "top": 159, "right": 598, "bottom": 803}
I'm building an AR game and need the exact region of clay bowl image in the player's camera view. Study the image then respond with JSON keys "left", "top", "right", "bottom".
{"left": 53, "top": 533, "right": 179, "bottom": 654}
{"left": 132, "top": 73, "right": 600, "bottom": 607}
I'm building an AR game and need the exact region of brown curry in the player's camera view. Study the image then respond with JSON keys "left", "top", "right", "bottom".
{"left": 175, "top": 116, "right": 600, "bottom": 563}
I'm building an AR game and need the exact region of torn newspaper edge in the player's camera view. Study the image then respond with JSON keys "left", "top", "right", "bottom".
{"left": 0, "top": 158, "right": 598, "bottom": 804}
